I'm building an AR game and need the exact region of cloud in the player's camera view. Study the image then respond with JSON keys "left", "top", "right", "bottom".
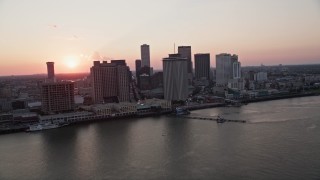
{"left": 66, "top": 35, "right": 80, "bottom": 41}
{"left": 48, "top": 24, "right": 58, "bottom": 29}
{"left": 91, "top": 52, "right": 113, "bottom": 61}
{"left": 91, "top": 52, "right": 101, "bottom": 60}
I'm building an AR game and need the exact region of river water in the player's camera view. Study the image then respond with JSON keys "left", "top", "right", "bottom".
{"left": 1, "top": 96, "right": 320, "bottom": 179}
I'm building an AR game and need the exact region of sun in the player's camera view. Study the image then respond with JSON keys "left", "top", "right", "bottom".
{"left": 65, "top": 56, "right": 79, "bottom": 69}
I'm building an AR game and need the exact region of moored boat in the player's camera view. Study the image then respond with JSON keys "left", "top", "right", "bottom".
{"left": 26, "top": 122, "right": 69, "bottom": 132}
{"left": 216, "top": 116, "right": 226, "bottom": 123}
{"left": 175, "top": 107, "right": 190, "bottom": 115}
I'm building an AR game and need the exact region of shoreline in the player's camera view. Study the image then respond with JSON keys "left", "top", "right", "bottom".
{"left": 240, "top": 92, "right": 319, "bottom": 104}
{"left": 1, "top": 93, "right": 319, "bottom": 135}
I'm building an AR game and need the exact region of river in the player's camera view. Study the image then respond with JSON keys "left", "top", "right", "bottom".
{"left": 1, "top": 96, "right": 320, "bottom": 179}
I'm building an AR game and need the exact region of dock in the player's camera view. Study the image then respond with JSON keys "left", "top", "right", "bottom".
{"left": 178, "top": 115, "right": 246, "bottom": 123}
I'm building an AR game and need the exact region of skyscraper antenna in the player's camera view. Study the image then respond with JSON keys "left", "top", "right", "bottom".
{"left": 174, "top": 43, "right": 175, "bottom": 54}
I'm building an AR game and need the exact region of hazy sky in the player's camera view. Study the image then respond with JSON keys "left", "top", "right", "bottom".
{"left": 0, "top": 0, "right": 319, "bottom": 75}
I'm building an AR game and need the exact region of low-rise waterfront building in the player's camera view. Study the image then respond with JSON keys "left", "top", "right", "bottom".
{"left": 137, "top": 98, "right": 172, "bottom": 115}
{"left": 40, "top": 111, "right": 95, "bottom": 124}
{"left": 12, "top": 110, "right": 38, "bottom": 124}
{"left": 89, "top": 102, "right": 137, "bottom": 117}
{"left": 0, "top": 113, "right": 13, "bottom": 125}
{"left": 141, "top": 98, "right": 172, "bottom": 110}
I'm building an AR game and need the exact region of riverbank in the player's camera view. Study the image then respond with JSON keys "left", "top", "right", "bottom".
{"left": 240, "top": 92, "right": 319, "bottom": 104}
{"left": 181, "top": 103, "right": 226, "bottom": 111}
{"left": 0, "top": 110, "right": 173, "bottom": 135}
{"left": 1, "top": 92, "right": 319, "bottom": 135}
{"left": 0, "top": 125, "right": 28, "bottom": 135}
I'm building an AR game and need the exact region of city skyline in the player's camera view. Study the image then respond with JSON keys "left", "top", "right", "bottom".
{"left": 0, "top": 0, "right": 320, "bottom": 75}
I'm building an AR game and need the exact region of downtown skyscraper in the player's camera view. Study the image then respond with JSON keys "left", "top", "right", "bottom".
{"left": 163, "top": 54, "right": 188, "bottom": 101}
{"left": 178, "top": 46, "right": 192, "bottom": 74}
{"left": 216, "top": 53, "right": 241, "bottom": 86}
{"left": 194, "top": 53, "right": 210, "bottom": 80}
{"left": 91, "top": 60, "right": 130, "bottom": 104}
{"left": 141, "top": 44, "right": 150, "bottom": 68}
{"left": 46, "top": 62, "right": 55, "bottom": 82}
{"left": 135, "top": 59, "right": 142, "bottom": 77}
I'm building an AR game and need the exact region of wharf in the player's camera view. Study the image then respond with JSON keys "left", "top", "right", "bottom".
{"left": 181, "top": 103, "right": 226, "bottom": 111}
{"left": 0, "top": 125, "right": 28, "bottom": 134}
{"left": 179, "top": 115, "right": 246, "bottom": 123}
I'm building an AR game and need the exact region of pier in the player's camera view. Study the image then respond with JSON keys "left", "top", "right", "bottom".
{"left": 178, "top": 115, "right": 246, "bottom": 123}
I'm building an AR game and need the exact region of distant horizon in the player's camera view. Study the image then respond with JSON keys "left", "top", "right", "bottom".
{"left": 1, "top": 62, "right": 319, "bottom": 77}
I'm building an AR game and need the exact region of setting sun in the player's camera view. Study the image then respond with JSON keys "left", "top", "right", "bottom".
{"left": 64, "top": 56, "right": 79, "bottom": 69}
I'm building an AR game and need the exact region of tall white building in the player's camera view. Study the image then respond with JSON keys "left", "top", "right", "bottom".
{"left": 163, "top": 55, "right": 188, "bottom": 101}
{"left": 216, "top": 53, "right": 239, "bottom": 86}
{"left": 141, "top": 44, "right": 150, "bottom": 67}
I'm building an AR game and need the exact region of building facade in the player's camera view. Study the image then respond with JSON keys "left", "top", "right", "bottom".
{"left": 150, "top": 72, "right": 163, "bottom": 89}
{"left": 135, "top": 59, "right": 142, "bottom": 78}
{"left": 41, "top": 82, "right": 75, "bottom": 114}
{"left": 228, "top": 78, "right": 245, "bottom": 90}
{"left": 141, "top": 44, "right": 150, "bottom": 67}
{"left": 233, "top": 61, "right": 241, "bottom": 79}
{"left": 90, "top": 61, "right": 130, "bottom": 104}
{"left": 178, "top": 46, "right": 192, "bottom": 74}
{"left": 163, "top": 55, "right": 188, "bottom": 101}
{"left": 195, "top": 53, "right": 210, "bottom": 80}
{"left": 139, "top": 74, "right": 151, "bottom": 90}
{"left": 216, "top": 53, "right": 239, "bottom": 86}
{"left": 46, "top": 62, "right": 55, "bottom": 82}
{"left": 254, "top": 72, "right": 268, "bottom": 82}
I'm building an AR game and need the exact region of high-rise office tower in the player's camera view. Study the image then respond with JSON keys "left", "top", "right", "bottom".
{"left": 163, "top": 54, "right": 188, "bottom": 101}
{"left": 111, "top": 60, "right": 132, "bottom": 85}
{"left": 178, "top": 46, "right": 192, "bottom": 74}
{"left": 150, "top": 72, "right": 163, "bottom": 89}
{"left": 91, "top": 60, "right": 130, "bottom": 103}
{"left": 46, "top": 62, "right": 55, "bottom": 82}
{"left": 135, "top": 59, "right": 142, "bottom": 77}
{"left": 139, "top": 74, "right": 151, "bottom": 90}
{"left": 216, "top": 53, "right": 239, "bottom": 86}
{"left": 194, "top": 53, "right": 210, "bottom": 80}
{"left": 141, "top": 44, "right": 150, "bottom": 67}
{"left": 41, "top": 82, "right": 75, "bottom": 114}
{"left": 135, "top": 59, "right": 142, "bottom": 87}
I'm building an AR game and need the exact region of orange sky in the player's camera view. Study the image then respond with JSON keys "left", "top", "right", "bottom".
{"left": 0, "top": 0, "right": 319, "bottom": 75}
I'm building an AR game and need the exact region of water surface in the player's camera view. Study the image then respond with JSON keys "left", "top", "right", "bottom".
{"left": 1, "top": 96, "right": 320, "bottom": 179}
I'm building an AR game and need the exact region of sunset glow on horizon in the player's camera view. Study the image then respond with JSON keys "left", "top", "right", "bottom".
{"left": 0, "top": 0, "right": 319, "bottom": 75}
{"left": 64, "top": 55, "right": 79, "bottom": 69}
